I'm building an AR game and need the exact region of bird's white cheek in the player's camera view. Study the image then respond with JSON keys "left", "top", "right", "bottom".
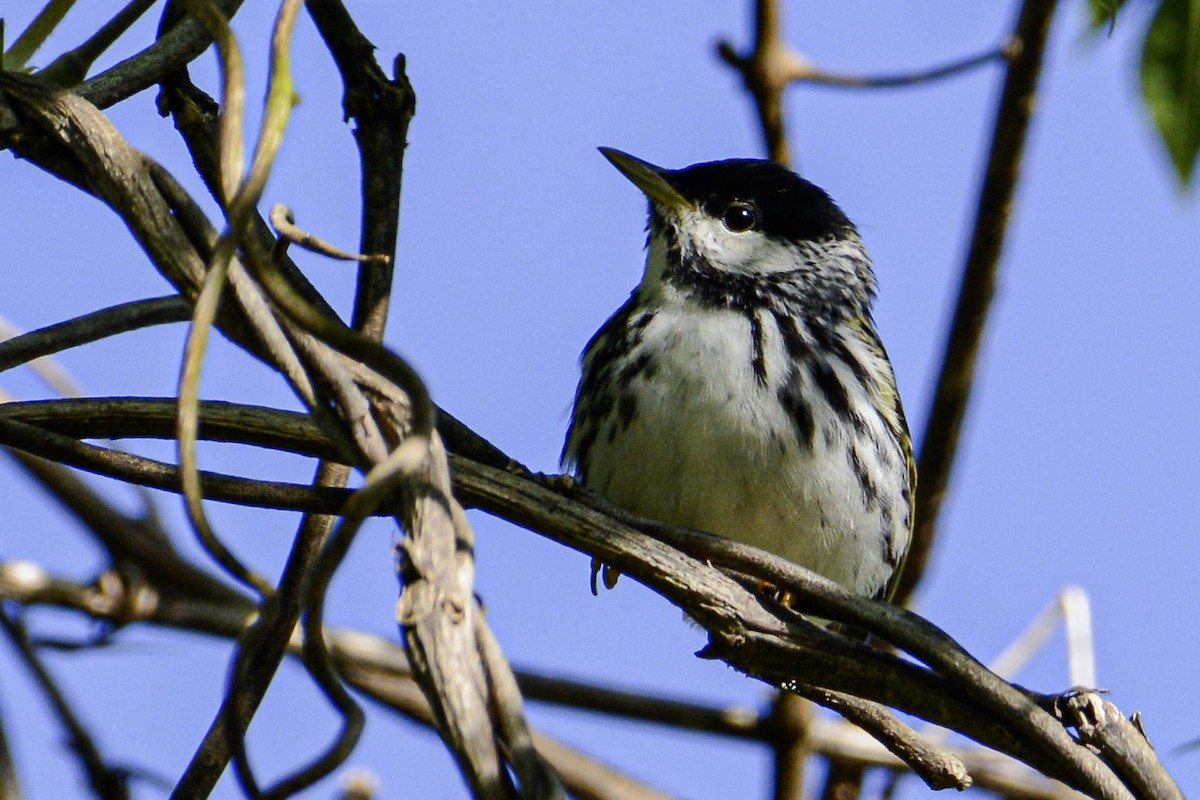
{"left": 685, "top": 215, "right": 796, "bottom": 277}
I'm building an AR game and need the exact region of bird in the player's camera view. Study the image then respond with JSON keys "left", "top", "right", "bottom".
{"left": 562, "top": 148, "right": 914, "bottom": 603}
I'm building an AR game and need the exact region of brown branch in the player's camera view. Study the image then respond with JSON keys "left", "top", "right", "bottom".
{"left": 476, "top": 620, "right": 565, "bottom": 797}
{"left": 0, "top": 561, "right": 1117, "bottom": 800}
{"left": 144, "top": 9, "right": 542, "bottom": 788}
{"left": 4, "top": 447, "right": 249, "bottom": 609}
{"left": 343, "top": 658, "right": 671, "bottom": 800}
{"left": 269, "top": 204, "right": 388, "bottom": 264}
{"left": 768, "top": 693, "right": 811, "bottom": 800}
{"left": 227, "top": 126, "right": 550, "bottom": 800}
{"left": 453, "top": 460, "right": 1141, "bottom": 800}
{"left": 155, "top": 71, "right": 517, "bottom": 473}
{"left": 742, "top": 41, "right": 1013, "bottom": 91}
{"left": 304, "top": 0, "right": 415, "bottom": 337}
{"left": 715, "top": 0, "right": 793, "bottom": 164}
{"left": 0, "top": 411, "right": 355, "bottom": 513}
{"left": 515, "top": 671, "right": 769, "bottom": 741}
{"left": 154, "top": 2, "right": 389, "bottom": 791}
{"left": 0, "top": 73, "right": 329, "bottom": 418}
{"left": 791, "top": 686, "right": 970, "bottom": 791}
{"left": 0, "top": 74, "right": 210, "bottom": 296}
{"left": 0, "top": 400, "right": 503, "bottom": 531}
{"left": 0, "top": 566, "right": 667, "bottom": 800}
{"left": 807, "top": 44, "right": 1013, "bottom": 88}
{"left": 75, "top": 0, "right": 247, "bottom": 109}
{"left": 0, "top": 609, "right": 130, "bottom": 800}
{"left": 0, "top": 296, "right": 189, "bottom": 374}
{"left": 895, "top": 0, "right": 1060, "bottom": 606}
{"left": 716, "top": 0, "right": 1010, "bottom": 164}
{"left": 1054, "top": 694, "right": 1185, "bottom": 800}
{"left": 0, "top": 397, "right": 1170, "bottom": 797}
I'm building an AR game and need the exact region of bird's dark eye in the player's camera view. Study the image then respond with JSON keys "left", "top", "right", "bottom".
{"left": 722, "top": 202, "right": 757, "bottom": 232}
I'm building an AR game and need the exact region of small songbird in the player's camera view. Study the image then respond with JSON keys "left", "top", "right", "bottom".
{"left": 563, "top": 148, "right": 915, "bottom": 602}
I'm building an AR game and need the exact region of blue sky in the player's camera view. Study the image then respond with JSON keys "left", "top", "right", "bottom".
{"left": 2, "top": 1, "right": 1197, "bottom": 798}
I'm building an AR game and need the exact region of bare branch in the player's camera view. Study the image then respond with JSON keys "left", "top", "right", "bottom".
{"left": 0, "top": 567, "right": 659, "bottom": 800}
{"left": 715, "top": 0, "right": 1010, "bottom": 165}
{"left": 768, "top": 693, "right": 810, "bottom": 800}
{"left": 790, "top": 685, "right": 970, "bottom": 791}
{"left": 39, "top": 0, "right": 159, "bottom": 86}
{"left": 715, "top": 0, "right": 793, "bottom": 164}
{"left": 304, "top": 0, "right": 415, "bottom": 337}
{"left": 0, "top": 609, "right": 130, "bottom": 800}
{"left": 0, "top": 561, "right": 1112, "bottom": 800}
{"left": 0, "top": 296, "right": 189, "bottom": 373}
{"left": 74, "top": 0, "right": 247, "bottom": 109}
{"left": 897, "top": 0, "right": 1060, "bottom": 605}
{"left": 1053, "top": 694, "right": 1184, "bottom": 800}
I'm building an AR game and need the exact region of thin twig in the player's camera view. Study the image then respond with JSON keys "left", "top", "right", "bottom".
{"left": 174, "top": 0, "right": 274, "bottom": 599}
{"left": 715, "top": 0, "right": 1009, "bottom": 164}
{"left": 0, "top": 411, "right": 355, "bottom": 513}
{"left": 269, "top": 204, "right": 389, "bottom": 263}
{"left": 774, "top": 41, "right": 1013, "bottom": 90}
{"left": 0, "top": 316, "right": 86, "bottom": 398}
{"left": 790, "top": 685, "right": 971, "bottom": 791}
{"left": 260, "top": 436, "right": 433, "bottom": 798}
{"left": 3, "top": 440, "right": 249, "bottom": 608}
{"left": 716, "top": 0, "right": 793, "bottom": 163}
{"left": 174, "top": 464, "right": 346, "bottom": 799}
{"left": 0, "top": 568, "right": 662, "bottom": 800}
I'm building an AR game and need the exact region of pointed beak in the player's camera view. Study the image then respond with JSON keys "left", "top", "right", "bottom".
{"left": 599, "top": 147, "right": 695, "bottom": 214}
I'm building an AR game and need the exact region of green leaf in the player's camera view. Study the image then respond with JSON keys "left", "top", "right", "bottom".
{"left": 1089, "top": 0, "right": 1131, "bottom": 33}
{"left": 1140, "top": 0, "right": 1200, "bottom": 185}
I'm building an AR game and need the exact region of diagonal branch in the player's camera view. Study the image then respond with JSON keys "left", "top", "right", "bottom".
{"left": 0, "top": 394, "right": 1174, "bottom": 797}
{"left": 895, "top": 0, "right": 1060, "bottom": 606}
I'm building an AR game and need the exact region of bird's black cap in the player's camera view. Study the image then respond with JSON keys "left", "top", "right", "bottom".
{"left": 666, "top": 159, "right": 856, "bottom": 244}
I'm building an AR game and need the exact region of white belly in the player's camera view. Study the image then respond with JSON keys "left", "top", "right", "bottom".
{"left": 579, "top": 303, "right": 905, "bottom": 598}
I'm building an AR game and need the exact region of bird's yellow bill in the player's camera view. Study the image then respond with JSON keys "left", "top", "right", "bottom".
{"left": 599, "top": 147, "right": 695, "bottom": 214}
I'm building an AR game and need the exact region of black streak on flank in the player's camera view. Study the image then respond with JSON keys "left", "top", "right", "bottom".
{"left": 619, "top": 352, "right": 656, "bottom": 383}
{"left": 825, "top": 329, "right": 871, "bottom": 388}
{"left": 849, "top": 446, "right": 880, "bottom": 511}
{"left": 771, "top": 310, "right": 808, "bottom": 361}
{"left": 808, "top": 358, "right": 850, "bottom": 419}
{"left": 748, "top": 313, "right": 767, "bottom": 386}
{"left": 618, "top": 393, "right": 638, "bottom": 429}
{"left": 778, "top": 385, "right": 815, "bottom": 449}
